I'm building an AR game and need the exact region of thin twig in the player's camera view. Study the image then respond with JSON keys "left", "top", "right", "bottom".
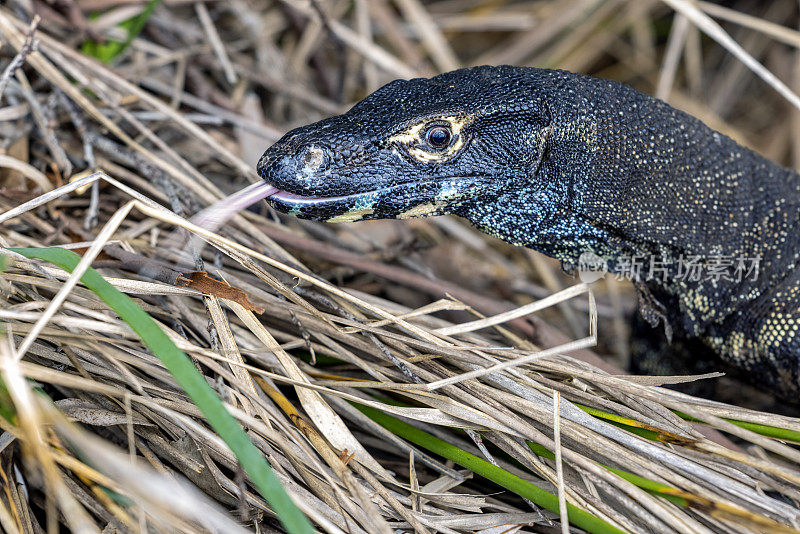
{"left": 0, "top": 15, "right": 39, "bottom": 101}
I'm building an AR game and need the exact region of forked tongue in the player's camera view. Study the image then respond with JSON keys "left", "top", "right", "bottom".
{"left": 190, "top": 181, "right": 279, "bottom": 233}
{"left": 161, "top": 182, "right": 279, "bottom": 270}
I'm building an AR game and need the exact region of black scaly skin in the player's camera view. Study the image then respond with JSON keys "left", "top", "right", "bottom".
{"left": 258, "top": 66, "right": 800, "bottom": 399}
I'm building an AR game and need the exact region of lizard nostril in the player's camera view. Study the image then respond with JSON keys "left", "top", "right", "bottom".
{"left": 300, "top": 145, "right": 329, "bottom": 172}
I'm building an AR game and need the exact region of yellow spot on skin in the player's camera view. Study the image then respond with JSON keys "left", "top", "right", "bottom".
{"left": 327, "top": 208, "right": 374, "bottom": 223}
{"left": 388, "top": 122, "right": 429, "bottom": 144}
{"left": 399, "top": 203, "right": 437, "bottom": 219}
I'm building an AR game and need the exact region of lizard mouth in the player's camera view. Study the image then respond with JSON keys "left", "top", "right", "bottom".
{"left": 268, "top": 188, "right": 370, "bottom": 206}
{"left": 266, "top": 185, "right": 392, "bottom": 222}
{"left": 264, "top": 177, "right": 488, "bottom": 222}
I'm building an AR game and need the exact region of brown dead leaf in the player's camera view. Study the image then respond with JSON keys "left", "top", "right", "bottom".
{"left": 175, "top": 271, "right": 265, "bottom": 314}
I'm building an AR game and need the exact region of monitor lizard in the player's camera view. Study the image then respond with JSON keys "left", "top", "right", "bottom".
{"left": 251, "top": 66, "right": 800, "bottom": 399}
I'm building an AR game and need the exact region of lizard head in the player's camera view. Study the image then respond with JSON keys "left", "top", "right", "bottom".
{"left": 258, "top": 65, "right": 554, "bottom": 224}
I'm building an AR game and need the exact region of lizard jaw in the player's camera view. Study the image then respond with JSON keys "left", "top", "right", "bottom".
{"left": 265, "top": 186, "right": 386, "bottom": 222}
{"left": 268, "top": 189, "right": 363, "bottom": 205}
{"left": 264, "top": 177, "right": 489, "bottom": 223}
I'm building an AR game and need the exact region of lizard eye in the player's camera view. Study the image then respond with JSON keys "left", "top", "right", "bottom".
{"left": 424, "top": 125, "right": 452, "bottom": 150}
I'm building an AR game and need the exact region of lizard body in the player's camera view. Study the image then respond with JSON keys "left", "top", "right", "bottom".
{"left": 257, "top": 66, "right": 800, "bottom": 398}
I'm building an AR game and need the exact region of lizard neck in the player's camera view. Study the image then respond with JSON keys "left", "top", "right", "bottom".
{"left": 463, "top": 70, "right": 800, "bottom": 335}
{"left": 561, "top": 81, "right": 800, "bottom": 332}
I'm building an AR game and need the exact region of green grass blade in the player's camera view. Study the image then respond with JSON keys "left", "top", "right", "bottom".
{"left": 352, "top": 402, "right": 625, "bottom": 534}
{"left": 574, "top": 402, "right": 800, "bottom": 445}
{"left": 365, "top": 395, "right": 688, "bottom": 506}
{"left": 7, "top": 247, "right": 313, "bottom": 534}
{"left": 525, "top": 443, "right": 687, "bottom": 507}
{"left": 0, "top": 254, "right": 16, "bottom": 423}
{"left": 673, "top": 410, "right": 800, "bottom": 444}
{"left": 574, "top": 403, "right": 661, "bottom": 440}
{"left": 82, "top": 0, "right": 161, "bottom": 63}
{"left": 0, "top": 376, "right": 14, "bottom": 423}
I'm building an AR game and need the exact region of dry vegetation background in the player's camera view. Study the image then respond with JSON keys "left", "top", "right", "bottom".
{"left": 2, "top": 0, "right": 800, "bottom": 533}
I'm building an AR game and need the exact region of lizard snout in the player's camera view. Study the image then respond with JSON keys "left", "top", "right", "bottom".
{"left": 257, "top": 143, "right": 332, "bottom": 195}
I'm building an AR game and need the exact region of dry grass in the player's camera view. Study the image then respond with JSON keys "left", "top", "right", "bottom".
{"left": 1, "top": 1, "right": 800, "bottom": 533}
